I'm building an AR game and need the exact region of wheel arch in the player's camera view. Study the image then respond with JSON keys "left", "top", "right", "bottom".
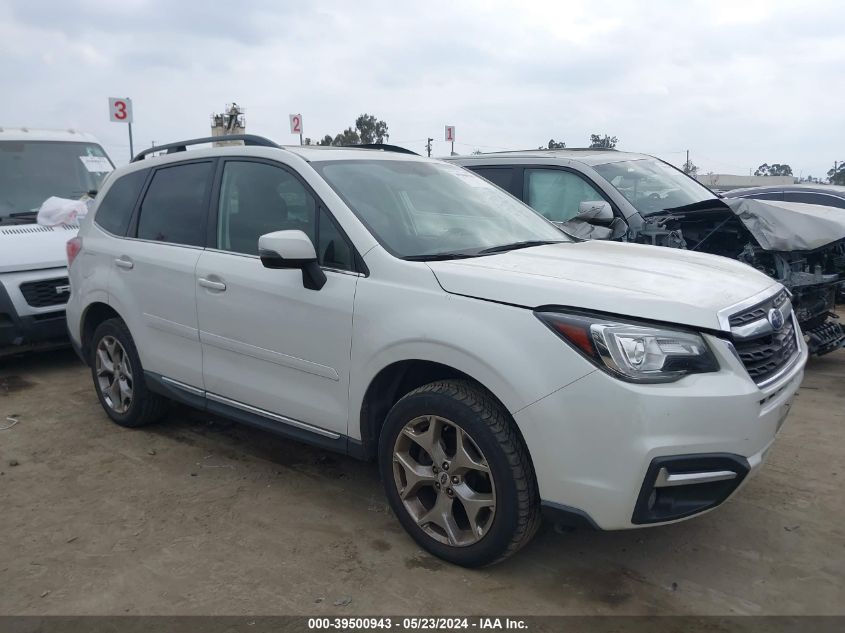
{"left": 80, "top": 302, "right": 125, "bottom": 361}
{"left": 356, "top": 358, "right": 515, "bottom": 461}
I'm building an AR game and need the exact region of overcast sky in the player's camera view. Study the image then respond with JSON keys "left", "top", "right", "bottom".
{"left": 1, "top": 0, "right": 842, "bottom": 178}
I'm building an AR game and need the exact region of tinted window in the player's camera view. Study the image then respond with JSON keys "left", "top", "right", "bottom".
{"left": 94, "top": 169, "right": 147, "bottom": 236}
{"left": 784, "top": 192, "right": 845, "bottom": 209}
{"left": 739, "top": 192, "right": 783, "bottom": 201}
{"left": 137, "top": 162, "right": 213, "bottom": 246}
{"left": 217, "top": 161, "right": 316, "bottom": 255}
{"left": 217, "top": 161, "right": 354, "bottom": 270}
{"left": 525, "top": 169, "right": 607, "bottom": 222}
{"left": 317, "top": 207, "right": 353, "bottom": 271}
{"left": 470, "top": 167, "right": 514, "bottom": 192}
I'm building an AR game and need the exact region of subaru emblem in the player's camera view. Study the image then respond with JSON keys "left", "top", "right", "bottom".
{"left": 768, "top": 308, "right": 784, "bottom": 331}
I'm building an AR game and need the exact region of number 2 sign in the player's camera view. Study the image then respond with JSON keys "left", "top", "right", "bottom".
{"left": 108, "top": 97, "right": 133, "bottom": 124}
{"left": 289, "top": 114, "right": 303, "bottom": 134}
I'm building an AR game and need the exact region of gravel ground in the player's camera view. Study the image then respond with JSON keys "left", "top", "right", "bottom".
{"left": 0, "top": 346, "right": 843, "bottom": 615}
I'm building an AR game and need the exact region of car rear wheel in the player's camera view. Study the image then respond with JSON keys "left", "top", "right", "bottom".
{"left": 379, "top": 379, "right": 540, "bottom": 567}
{"left": 90, "top": 318, "right": 167, "bottom": 427}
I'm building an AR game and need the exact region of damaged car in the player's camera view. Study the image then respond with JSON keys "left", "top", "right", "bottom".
{"left": 449, "top": 150, "right": 845, "bottom": 356}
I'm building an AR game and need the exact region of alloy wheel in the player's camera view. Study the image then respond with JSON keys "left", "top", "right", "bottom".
{"left": 95, "top": 335, "right": 133, "bottom": 414}
{"left": 392, "top": 415, "right": 496, "bottom": 547}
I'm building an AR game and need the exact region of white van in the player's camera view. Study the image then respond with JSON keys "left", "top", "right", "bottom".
{"left": 0, "top": 127, "right": 114, "bottom": 356}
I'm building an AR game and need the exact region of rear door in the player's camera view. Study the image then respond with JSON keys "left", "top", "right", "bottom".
{"left": 109, "top": 160, "right": 214, "bottom": 389}
{"left": 195, "top": 158, "right": 359, "bottom": 438}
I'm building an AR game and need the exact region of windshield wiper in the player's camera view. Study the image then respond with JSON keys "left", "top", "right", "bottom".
{"left": 404, "top": 252, "right": 480, "bottom": 261}
{"left": 478, "top": 240, "right": 564, "bottom": 255}
{"left": 0, "top": 211, "right": 39, "bottom": 226}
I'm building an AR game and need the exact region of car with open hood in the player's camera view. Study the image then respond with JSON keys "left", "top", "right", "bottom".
{"left": 0, "top": 127, "right": 114, "bottom": 356}
{"left": 67, "top": 136, "right": 805, "bottom": 566}
{"left": 449, "top": 150, "right": 845, "bottom": 356}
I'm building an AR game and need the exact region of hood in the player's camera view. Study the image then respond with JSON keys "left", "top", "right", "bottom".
{"left": 722, "top": 198, "right": 845, "bottom": 251}
{"left": 427, "top": 241, "right": 780, "bottom": 331}
{"left": 0, "top": 222, "right": 78, "bottom": 273}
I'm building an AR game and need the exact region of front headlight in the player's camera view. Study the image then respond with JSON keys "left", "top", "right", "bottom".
{"left": 536, "top": 310, "right": 719, "bottom": 383}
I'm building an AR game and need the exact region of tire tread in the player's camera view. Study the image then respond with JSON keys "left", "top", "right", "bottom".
{"left": 400, "top": 379, "right": 541, "bottom": 565}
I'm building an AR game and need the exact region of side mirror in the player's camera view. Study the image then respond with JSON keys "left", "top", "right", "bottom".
{"left": 576, "top": 200, "right": 614, "bottom": 224}
{"left": 258, "top": 230, "right": 327, "bottom": 291}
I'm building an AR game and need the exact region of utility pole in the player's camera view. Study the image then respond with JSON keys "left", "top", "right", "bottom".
{"left": 426, "top": 138, "right": 433, "bottom": 158}
{"left": 686, "top": 149, "right": 689, "bottom": 171}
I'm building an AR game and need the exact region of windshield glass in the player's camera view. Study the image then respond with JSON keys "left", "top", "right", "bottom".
{"left": 0, "top": 141, "right": 114, "bottom": 217}
{"left": 594, "top": 158, "right": 718, "bottom": 215}
{"left": 313, "top": 159, "right": 567, "bottom": 258}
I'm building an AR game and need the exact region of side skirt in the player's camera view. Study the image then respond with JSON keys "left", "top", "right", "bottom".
{"left": 145, "top": 372, "right": 351, "bottom": 456}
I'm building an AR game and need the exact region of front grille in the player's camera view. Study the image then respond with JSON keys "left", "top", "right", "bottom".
{"left": 733, "top": 319, "right": 798, "bottom": 384}
{"left": 19, "top": 278, "right": 70, "bottom": 308}
{"left": 729, "top": 289, "right": 788, "bottom": 327}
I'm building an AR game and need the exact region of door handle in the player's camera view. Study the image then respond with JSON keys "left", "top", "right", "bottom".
{"left": 198, "top": 277, "right": 227, "bottom": 292}
{"left": 115, "top": 256, "right": 134, "bottom": 270}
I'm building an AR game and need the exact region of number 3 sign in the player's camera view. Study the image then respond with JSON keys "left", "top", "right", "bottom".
{"left": 108, "top": 97, "right": 133, "bottom": 124}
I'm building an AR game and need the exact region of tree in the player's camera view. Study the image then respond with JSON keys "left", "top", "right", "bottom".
{"left": 538, "top": 138, "right": 566, "bottom": 149}
{"left": 354, "top": 114, "right": 389, "bottom": 144}
{"left": 827, "top": 162, "right": 845, "bottom": 185}
{"left": 471, "top": 149, "right": 483, "bottom": 155}
{"left": 682, "top": 159, "right": 698, "bottom": 176}
{"left": 303, "top": 137, "right": 312, "bottom": 145}
{"left": 754, "top": 163, "right": 793, "bottom": 177}
{"left": 316, "top": 113, "right": 390, "bottom": 146}
{"left": 589, "top": 134, "right": 618, "bottom": 149}
{"left": 331, "top": 127, "right": 361, "bottom": 146}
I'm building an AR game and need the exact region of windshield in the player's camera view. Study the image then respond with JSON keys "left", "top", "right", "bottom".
{"left": 594, "top": 158, "right": 719, "bottom": 215}
{"left": 0, "top": 141, "right": 114, "bottom": 217}
{"left": 313, "top": 159, "right": 567, "bottom": 259}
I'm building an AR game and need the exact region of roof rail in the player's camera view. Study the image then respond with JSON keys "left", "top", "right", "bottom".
{"left": 354, "top": 143, "right": 419, "bottom": 156}
{"left": 131, "top": 134, "right": 281, "bottom": 162}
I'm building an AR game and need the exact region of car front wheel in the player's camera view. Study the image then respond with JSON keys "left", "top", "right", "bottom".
{"left": 379, "top": 380, "right": 540, "bottom": 567}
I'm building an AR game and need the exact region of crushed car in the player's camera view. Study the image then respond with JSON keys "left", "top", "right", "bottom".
{"left": 448, "top": 150, "right": 845, "bottom": 355}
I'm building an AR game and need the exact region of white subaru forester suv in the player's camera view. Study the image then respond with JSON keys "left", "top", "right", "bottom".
{"left": 66, "top": 135, "right": 806, "bottom": 567}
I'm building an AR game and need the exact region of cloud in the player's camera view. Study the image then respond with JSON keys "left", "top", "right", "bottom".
{"left": 0, "top": 0, "right": 842, "bottom": 177}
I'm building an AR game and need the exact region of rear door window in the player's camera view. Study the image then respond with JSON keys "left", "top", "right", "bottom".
{"left": 94, "top": 169, "right": 147, "bottom": 236}
{"left": 136, "top": 162, "right": 213, "bottom": 246}
{"left": 525, "top": 169, "right": 607, "bottom": 222}
{"left": 469, "top": 167, "right": 515, "bottom": 193}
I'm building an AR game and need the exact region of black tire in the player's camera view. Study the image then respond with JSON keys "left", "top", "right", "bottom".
{"left": 378, "top": 379, "right": 540, "bottom": 567}
{"left": 89, "top": 318, "right": 168, "bottom": 428}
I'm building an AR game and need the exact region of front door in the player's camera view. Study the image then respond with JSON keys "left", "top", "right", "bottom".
{"left": 195, "top": 159, "right": 359, "bottom": 437}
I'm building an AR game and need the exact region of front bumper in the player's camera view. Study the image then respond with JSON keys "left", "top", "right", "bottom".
{"left": 514, "top": 333, "right": 805, "bottom": 530}
{"left": 0, "top": 272, "right": 70, "bottom": 355}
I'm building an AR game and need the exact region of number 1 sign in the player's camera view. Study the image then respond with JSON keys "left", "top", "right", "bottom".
{"left": 445, "top": 126, "right": 455, "bottom": 142}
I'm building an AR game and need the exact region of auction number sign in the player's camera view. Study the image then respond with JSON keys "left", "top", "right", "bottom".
{"left": 290, "top": 113, "right": 303, "bottom": 134}
{"left": 108, "top": 97, "right": 133, "bottom": 124}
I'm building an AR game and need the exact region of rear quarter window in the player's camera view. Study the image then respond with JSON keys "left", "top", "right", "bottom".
{"left": 94, "top": 169, "right": 148, "bottom": 236}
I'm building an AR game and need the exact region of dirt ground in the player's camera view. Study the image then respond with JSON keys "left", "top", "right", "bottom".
{"left": 0, "top": 345, "right": 843, "bottom": 616}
